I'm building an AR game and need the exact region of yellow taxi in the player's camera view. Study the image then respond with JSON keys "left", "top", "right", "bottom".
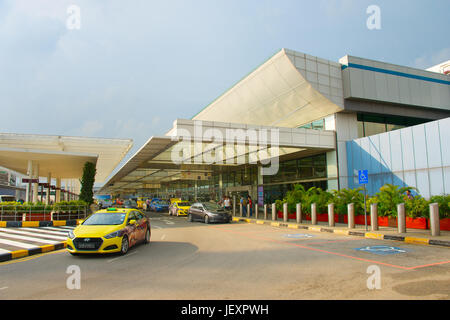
{"left": 67, "top": 208, "right": 151, "bottom": 255}
{"left": 168, "top": 201, "right": 191, "bottom": 216}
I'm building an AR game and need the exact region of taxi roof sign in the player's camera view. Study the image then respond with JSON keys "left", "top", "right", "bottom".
{"left": 106, "top": 207, "right": 118, "bottom": 211}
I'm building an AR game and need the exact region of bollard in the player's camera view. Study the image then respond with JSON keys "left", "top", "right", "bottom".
{"left": 264, "top": 204, "right": 268, "bottom": 220}
{"left": 311, "top": 203, "right": 317, "bottom": 225}
{"left": 370, "top": 203, "right": 378, "bottom": 231}
{"left": 296, "top": 203, "right": 302, "bottom": 224}
{"left": 429, "top": 203, "right": 440, "bottom": 236}
{"left": 283, "top": 203, "right": 288, "bottom": 222}
{"left": 255, "top": 204, "right": 259, "bottom": 220}
{"left": 22, "top": 213, "right": 26, "bottom": 222}
{"left": 348, "top": 203, "right": 355, "bottom": 229}
{"left": 272, "top": 203, "right": 276, "bottom": 221}
{"left": 233, "top": 196, "right": 236, "bottom": 216}
{"left": 397, "top": 203, "right": 406, "bottom": 233}
{"left": 239, "top": 203, "right": 243, "bottom": 217}
{"left": 247, "top": 204, "right": 251, "bottom": 218}
{"left": 328, "top": 203, "right": 335, "bottom": 227}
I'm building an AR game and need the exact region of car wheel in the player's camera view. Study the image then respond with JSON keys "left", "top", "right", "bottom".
{"left": 204, "top": 215, "right": 210, "bottom": 224}
{"left": 144, "top": 228, "right": 150, "bottom": 244}
{"left": 120, "top": 236, "right": 129, "bottom": 255}
{"left": 188, "top": 214, "right": 193, "bottom": 222}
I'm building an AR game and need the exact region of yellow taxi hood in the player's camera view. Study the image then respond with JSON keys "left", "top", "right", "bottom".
{"left": 73, "top": 224, "right": 124, "bottom": 238}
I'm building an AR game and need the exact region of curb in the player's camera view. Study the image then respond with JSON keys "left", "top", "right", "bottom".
{"left": 0, "top": 219, "right": 83, "bottom": 228}
{"left": 0, "top": 242, "right": 67, "bottom": 263}
{"left": 231, "top": 217, "right": 450, "bottom": 248}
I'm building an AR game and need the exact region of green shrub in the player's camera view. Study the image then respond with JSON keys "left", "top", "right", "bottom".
{"left": 404, "top": 195, "right": 429, "bottom": 218}
{"left": 331, "top": 188, "right": 365, "bottom": 216}
{"left": 429, "top": 195, "right": 450, "bottom": 219}
{"left": 373, "top": 184, "right": 416, "bottom": 217}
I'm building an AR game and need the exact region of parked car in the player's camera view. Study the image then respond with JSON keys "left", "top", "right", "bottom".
{"left": 67, "top": 208, "right": 151, "bottom": 255}
{"left": 187, "top": 202, "right": 232, "bottom": 224}
{"left": 169, "top": 201, "right": 191, "bottom": 216}
{"left": 123, "top": 199, "right": 138, "bottom": 209}
{"left": 150, "top": 200, "right": 169, "bottom": 212}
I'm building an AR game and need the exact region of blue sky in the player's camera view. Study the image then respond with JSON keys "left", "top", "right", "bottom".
{"left": 0, "top": 0, "right": 449, "bottom": 183}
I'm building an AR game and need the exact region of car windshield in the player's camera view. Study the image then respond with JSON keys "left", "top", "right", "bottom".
{"left": 203, "top": 203, "right": 224, "bottom": 211}
{"left": 178, "top": 202, "right": 190, "bottom": 207}
{"left": 82, "top": 212, "right": 127, "bottom": 225}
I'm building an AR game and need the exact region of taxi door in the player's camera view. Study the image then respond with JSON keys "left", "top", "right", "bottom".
{"left": 134, "top": 211, "right": 147, "bottom": 241}
{"left": 126, "top": 211, "right": 138, "bottom": 247}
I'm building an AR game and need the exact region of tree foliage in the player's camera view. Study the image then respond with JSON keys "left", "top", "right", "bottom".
{"left": 79, "top": 161, "right": 97, "bottom": 205}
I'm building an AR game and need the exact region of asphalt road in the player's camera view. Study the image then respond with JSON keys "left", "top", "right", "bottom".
{"left": 0, "top": 211, "right": 449, "bottom": 300}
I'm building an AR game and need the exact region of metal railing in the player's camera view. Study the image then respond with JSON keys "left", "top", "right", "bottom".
{"left": 0, "top": 205, "right": 88, "bottom": 222}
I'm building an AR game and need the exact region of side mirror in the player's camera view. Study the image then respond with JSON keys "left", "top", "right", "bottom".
{"left": 128, "top": 219, "right": 136, "bottom": 225}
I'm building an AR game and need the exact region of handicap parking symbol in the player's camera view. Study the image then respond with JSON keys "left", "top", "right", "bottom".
{"left": 284, "top": 233, "right": 314, "bottom": 239}
{"left": 355, "top": 245, "right": 408, "bottom": 256}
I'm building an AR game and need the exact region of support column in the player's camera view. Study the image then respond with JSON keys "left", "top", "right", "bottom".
{"left": 26, "top": 160, "right": 33, "bottom": 203}
{"left": 32, "top": 163, "right": 39, "bottom": 203}
{"left": 283, "top": 203, "right": 288, "bottom": 222}
{"left": 46, "top": 173, "right": 52, "bottom": 204}
{"left": 232, "top": 195, "right": 236, "bottom": 216}
{"left": 56, "top": 178, "right": 61, "bottom": 203}
{"left": 370, "top": 203, "right": 379, "bottom": 231}
{"left": 296, "top": 203, "right": 302, "bottom": 224}
{"left": 328, "top": 203, "right": 335, "bottom": 227}
{"left": 271, "top": 203, "right": 276, "bottom": 221}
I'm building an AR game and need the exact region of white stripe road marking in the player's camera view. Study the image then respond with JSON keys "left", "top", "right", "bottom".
{"left": 152, "top": 225, "right": 163, "bottom": 229}
{"left": 0, "top": 287, "right": 8, "bottom": 291}
{"left": 0, "top": 248, "right": 11, "bottom": 254}
{"left": 0, "top": 238, "right": 39, "bottom": 249}
{"left": 161, "top": 234, "right": 166, "bottom": 240}
{"left": 0, "top": 231, "right": 60, "bottom": 244}
{"left": 107, "top": 251, "right": 138, "bottom": 263}
{"left": 20, "top": 227, "right": 69, "bottom": 236}
{"left": 58, "top": 226, "right": 76, "bottom": 229}
{"left": 42, "top": 227, "right": 73, "bottom": 232}
{"left": 0, "top": 229, "right": 67, "bottom": 241}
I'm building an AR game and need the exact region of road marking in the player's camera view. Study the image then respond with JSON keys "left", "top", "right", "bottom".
{"left": 20, "top": 227, "right": 69, "bottom": 236}
{"left": 0, "top": 248, "right": 65, "bottom": 266}
{"left": 152, "top": 225, "right": 163, "bottom": 229}
{"left": 58, "top": 226, "right": 76, "bottom": 230}
{"left": 0, "top": 231, "right": 59, "bottom": 244}
{"left": 161, "top": 234, "right": 166, "bottom": 240}
{"left": 42, "top": 227, "right": 72, "bottom": 232}
{"left": 0, "top": 238, "right": 39, "bottom": 249}
{"left": 0, "top": 248, "right": 11, "bottom": 254}
{"left": 0, "top": 287, "right": 8, "bottom": 290}
{"left": 163, "top": 220, "right": 175, "bottom": 225}
{"left": 107, "top": 251, "right": 138, "bottom": 263}
{"left": 0, "top": 229, "right": 67, "bottom": 240}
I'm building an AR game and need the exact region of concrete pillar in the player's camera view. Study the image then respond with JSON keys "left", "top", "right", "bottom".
{"left": 429, "top": 203, "right": 440, "bottom": 236}
{"left": 311, "top": 203, "right": 317, "bottom": 225}
{"left": 233, "top": 195, "right": 236, "bottom": 216}
{"left": 46, "top": 173, "right": 52, "bottom": 204}
{"left": 239, "top": 203, "right": 243, "bottom": 217}
{"left": 283, "top": 203, "right": 288, "bottom": 222}
{"left": 328, "top": 203, "right": 335, "bottom": 227}
{"left": 32, "top": 163, "right": 39, "bottom": 203}
{"left": 296, "top": 203, "right": 302, "bottom": 224}
{"left": 264, "top": 204, "right": 268, "bottom": 220}
{"left": 247, "top": 204, "right": 251, "bottom": 218}
{"left": 348, "top": 203, "right": 355, "bottom": 229}
{"left": 370, "top": 203, "right": 379, "bottom": 231}
{"left": 25, "top": 160, "right": 33, "bottom": 203}
{"left": 397, "top": 203, "right": 406, "bottom": 233}
{"left": 272, "top": 203, "right": 276, "bottom": 221}
{"left": 56, "top": 178, "right": 61, "bottom": 203}
{"left": 255, "top": 204, "right": 259, "bottom": 220}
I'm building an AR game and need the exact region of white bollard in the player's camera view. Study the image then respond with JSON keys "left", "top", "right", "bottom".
{"left": 255, "top": 204, "right": 259, "bottom": 220}
{"left": 328, "top": 203, "right": 335, "bottom": 227}
{"left": 239, "top": 203, "right": 243, "bottom": 217}
{"left": 397, "top": 203, "right": 406, "bottom": 233}
{"left": 370, "top": 203, "right": 378, "bottom": 231}
{"left": 296, "top": 203, "right": 302, "bottom": 224}
{"left": 311, "top": 203, "right": 317, "bottom": 225}
{"left": 348, "top": 203, "right": 355, "bottom": 229}
{"left": 429, "top": 203, "right": 440, "bottom": 236}
{"left": 272, "top": 203, "right": 276, "bottom": 221}
{"left": 283, "top": 203, "right": 288, "bottom": 222}
{"left": 264, "top": 204, "right": 268, "bottom": 220}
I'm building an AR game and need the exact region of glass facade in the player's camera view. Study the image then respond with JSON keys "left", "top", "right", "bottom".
{"left": 357, "top": 113, "right": 430, "bottom": 138}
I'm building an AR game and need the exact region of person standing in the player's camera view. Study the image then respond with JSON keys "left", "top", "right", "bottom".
{"left": 247, "top": 195, "right": 253, "bottom": 217}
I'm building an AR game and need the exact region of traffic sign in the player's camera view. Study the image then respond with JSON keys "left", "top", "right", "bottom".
{"left": 358, "top": 170, "right": 369, "bottom": 184}
{"left": 355, "top": 245, "right": 408, "bottom": 256}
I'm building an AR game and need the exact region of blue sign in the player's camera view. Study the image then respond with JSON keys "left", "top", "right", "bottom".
{"left": 355, "top": 245, "right": 408, "bottom": 256}
{"left": 358, "top": 170, "right": 369, "bottom": 184}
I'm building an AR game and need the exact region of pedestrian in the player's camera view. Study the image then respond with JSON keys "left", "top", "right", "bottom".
{"left": 405, "top": 190, "right": 414, "bottom": 200}
{"left": 247, "top": 196, "right": 253, "bottom": 217}
{"left": 224, "top": 196, "right": 232, "bottom": 211}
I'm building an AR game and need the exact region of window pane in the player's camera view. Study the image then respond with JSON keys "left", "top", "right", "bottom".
{"left": 364, "top": 122, "right": 386, "bottom": 136}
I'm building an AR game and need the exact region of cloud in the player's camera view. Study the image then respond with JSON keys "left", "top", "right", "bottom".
{"left": 80, "top": 120, "right": 104, "bottom": 137}
{"left": 414, "top": 47, "right": 450, "bottom": 69}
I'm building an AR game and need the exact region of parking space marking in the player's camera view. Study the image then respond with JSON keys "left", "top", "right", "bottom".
{"left": 355, "top": 245, "right": 408, "bottom": 256}
{"left": 208, "top": 225, "right": 450, "bottom": 271}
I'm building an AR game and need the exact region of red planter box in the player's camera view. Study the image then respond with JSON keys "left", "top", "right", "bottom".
{"left": 406, "top": 217, "right": 427, "bottom": 229}
{"left": 354, "top": 215, "right": 371, "bottom": 226}
{"left": 439, "top": 218, "right": 450, "bottom": 231}
{"left": 23, "top": 213, "right": 52, "bottom": 221}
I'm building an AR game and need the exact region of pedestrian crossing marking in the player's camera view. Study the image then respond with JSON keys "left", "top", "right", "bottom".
{"left": 0, "top": 238, "right": 38, "bottom": 249}
{"left": 0, "top": 227, "right": 69, "bottom": 253}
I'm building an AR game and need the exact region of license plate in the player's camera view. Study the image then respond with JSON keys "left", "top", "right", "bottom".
{"left": 77, "top": 243, "right": 96, "bottom": 249}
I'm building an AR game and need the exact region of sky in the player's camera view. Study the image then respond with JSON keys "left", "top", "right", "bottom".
{"left": 0, "top": 0, "right": 449, "bottom": 185}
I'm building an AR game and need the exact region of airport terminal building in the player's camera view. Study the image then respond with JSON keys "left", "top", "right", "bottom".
{"left": 99, "top": 49, "right": 450, "bottom": 204}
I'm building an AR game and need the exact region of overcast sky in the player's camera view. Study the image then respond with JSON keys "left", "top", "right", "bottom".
{"left": 1, "top": 0, "right": 449, "bottom": 185}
